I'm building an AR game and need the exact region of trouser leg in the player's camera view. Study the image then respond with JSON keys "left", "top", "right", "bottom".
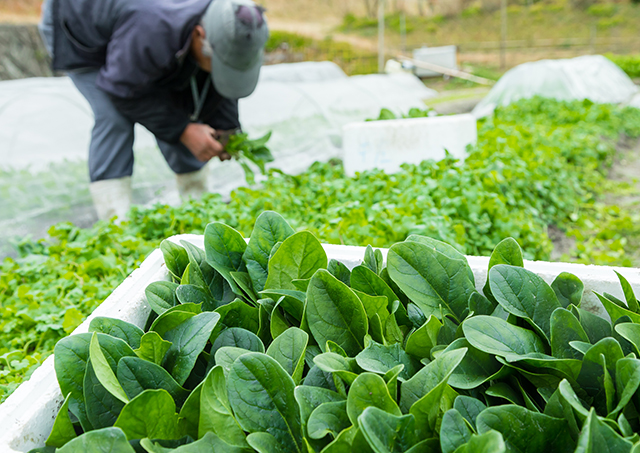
{"left": 69, "top": 70, "right": 135, "bottom": 220}
{"left": 69, "top": 70, "right": 135, "bottom": 181}
{"left": 156, "top": 139, "right": 208, "bottom": 200}
{"left": 156, "top": 139, "right": 206, "bottom": 175}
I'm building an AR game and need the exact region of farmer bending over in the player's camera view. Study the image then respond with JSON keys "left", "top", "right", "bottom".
{"left": 39, "top": 0, "right": 269, "bottom": 220}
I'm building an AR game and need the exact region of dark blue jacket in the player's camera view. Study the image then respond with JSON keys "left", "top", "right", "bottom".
{"left": 52, "top": 0, "right": 240, "bottom": 143}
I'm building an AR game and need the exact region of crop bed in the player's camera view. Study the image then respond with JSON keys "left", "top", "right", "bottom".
{"left": 31, "top": 212, "right": 640, "bottom": 452}
{"left": 1, "top": 97, "right": 640, "bottom": 404}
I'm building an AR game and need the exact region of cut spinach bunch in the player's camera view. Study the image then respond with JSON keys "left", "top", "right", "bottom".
{"left": 39, "top": 212, "right": 640, "bottom": 453}
{"left": 225, "top": 132, "right": 274, "bottom": 185}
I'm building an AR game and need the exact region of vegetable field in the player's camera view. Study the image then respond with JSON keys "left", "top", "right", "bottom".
{"left": 1, "top": 97, "right": 640, "bottom": 406}
{"left": 35, "top": 212, "right": 640, "bottom": 452}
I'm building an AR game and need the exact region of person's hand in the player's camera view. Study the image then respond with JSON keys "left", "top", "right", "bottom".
{"left": 180, "top": 123, "right": 231, "bottom": 162}
{"left": 214, "top": 129, "right": 237, "bottom": 148}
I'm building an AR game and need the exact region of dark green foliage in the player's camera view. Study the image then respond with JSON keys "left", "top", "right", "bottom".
{"left": 34, "top": 212, "right": 640, "bottom": 452}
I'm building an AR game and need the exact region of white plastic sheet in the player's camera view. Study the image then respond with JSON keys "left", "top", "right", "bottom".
{"left": 258, "top": 61, "right": 347, "bottom": 83}
{"left": 0, "top": 77, "right": 157, "bottom": 171}
{"left": 473, "top": 55, "right": 639, "bottom": 118}
{"left": 0, "top": 63, "right": 435, "bottom": 175}
{"left": 0, "top": 62, "right": 435, "bottom": 255}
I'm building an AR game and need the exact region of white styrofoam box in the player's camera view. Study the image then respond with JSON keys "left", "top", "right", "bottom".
{"left": 342, "top": 114, "right": 477, "bottom": 177}
{"left": 413, "top": 45, "right": 458, "bottom": 78}
{"left": 2, "top": 235, "right": 639, "bottom": 452}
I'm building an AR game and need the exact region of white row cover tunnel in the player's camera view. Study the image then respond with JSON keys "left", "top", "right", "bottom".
{"left": 473, "top": 55, "right": 639, "bottom": 118}
{"left": 0, "top": 237, "right": 639, "bottom": 452}
{"left": 0, "top": 62, "right": 435, "bottom": 257}
{"left": 0, "top": 62, "right": 434, "bottom": 175}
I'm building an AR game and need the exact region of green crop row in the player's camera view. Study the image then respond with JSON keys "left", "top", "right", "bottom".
{"left": 1, "top": 97, "right": 639, "bottom": 404}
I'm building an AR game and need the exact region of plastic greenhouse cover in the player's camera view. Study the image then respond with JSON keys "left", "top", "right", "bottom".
{"left": 257, "top": 61, "right": 348, "bottom": 83}
{"left": 472, "top": 55, "right": 639, "bottom": 118}
{"left": 0, "top": 62, "right": 435, "bottom": 256}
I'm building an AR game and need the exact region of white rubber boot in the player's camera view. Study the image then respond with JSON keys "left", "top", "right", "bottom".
{"left": 89, "top": 176, "right": 133, "bottom": 222}
{"left": 176, "top": 167, "right": 209, "bottom": 201}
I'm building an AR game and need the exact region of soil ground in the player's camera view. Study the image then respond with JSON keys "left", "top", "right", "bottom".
{"left": 608, "top": 137, "right": 640, "bottom": 207}
{"left": 609, "top": 138, "right": 640, "bottom": 265}
{"left": 549, "top": 225, "right": 577, "bottom": 262}
{"left": 607, "top": 138, "right": 640, "bottom": 264}
{"left": 0, "top": 0, "right": 40, "bottom": 21}
{"left": 548, "top": 137, "right": 640, "bottom": 265}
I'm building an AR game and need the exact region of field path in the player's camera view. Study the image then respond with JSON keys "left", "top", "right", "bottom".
{"left": 609, "top": 138, "right": 640, "bottom": 206}
{"left": 268, "top": 18, "right": 378, "bottom": 51}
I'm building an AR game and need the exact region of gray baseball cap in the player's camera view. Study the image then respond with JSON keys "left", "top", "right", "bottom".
{"left": 201, "top": 0, "right": 269, "bottom": 99}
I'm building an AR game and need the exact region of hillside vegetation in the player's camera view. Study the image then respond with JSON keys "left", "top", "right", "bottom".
{"left": 340, "top": 1, "right": 640, "bottom": 55}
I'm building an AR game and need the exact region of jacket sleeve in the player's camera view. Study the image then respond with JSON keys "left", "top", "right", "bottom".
{"left": 109, "top": 92, "right": 191, "bottom": 144}
{"left": 202, "top": 93, "right": 241, "bottom": 131}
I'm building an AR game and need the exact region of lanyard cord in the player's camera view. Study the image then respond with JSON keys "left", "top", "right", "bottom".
{"left": 190, "top": 75, "right": 211, "bottom": 122}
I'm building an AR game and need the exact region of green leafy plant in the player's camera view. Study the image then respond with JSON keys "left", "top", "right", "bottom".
{"left": 32, "top": 212, "right": 640, "bottom": 452}
{"left": 587, "top": 3, "right": 618, "bottom": 18}
{"left": 367, "top": 107, "right": 434, "bottom": 121}
{"left": 225, "top": 132, "right": 275, "bottom": 185}
{"left": 265, "top": 30, "right": 314, "bottom": 52}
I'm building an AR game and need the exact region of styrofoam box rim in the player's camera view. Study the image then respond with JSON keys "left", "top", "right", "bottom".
{"left": 342, "top": 113, "right": 475, "bottom": 131}
{"left": 1, "top": 234, "right": 639, "bottom": 451}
